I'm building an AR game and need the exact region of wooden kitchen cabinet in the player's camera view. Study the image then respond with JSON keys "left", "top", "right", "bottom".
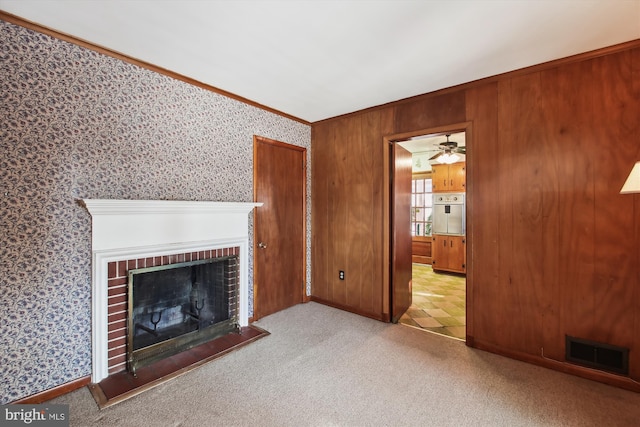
{"left": 432, "top": 162, "right": 465, "bottom": 193}
{"left": 412, "top": 236, "right": 432, "bottom": 264}
{"left": 432, "top": 234, "right": 466, "bottom": 274}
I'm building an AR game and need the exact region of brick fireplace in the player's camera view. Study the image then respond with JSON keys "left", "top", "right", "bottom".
{"left": 83, "top": 200, "right": 261, "bottom": 383}
{"left": 106, "top": 246, "right": 239, "bottom": 375}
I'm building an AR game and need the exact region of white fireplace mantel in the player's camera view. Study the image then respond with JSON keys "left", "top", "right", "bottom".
{"left": 83, "top": 199, "right": 262, "bottom": 382}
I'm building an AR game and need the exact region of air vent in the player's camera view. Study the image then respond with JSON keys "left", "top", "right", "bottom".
{"left": 566, "top": 335, "right": 629, "bottom": 375}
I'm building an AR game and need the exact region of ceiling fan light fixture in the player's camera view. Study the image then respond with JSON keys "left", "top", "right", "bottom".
{"left": 438, "top": 153, "right": 460, "bottom": 164}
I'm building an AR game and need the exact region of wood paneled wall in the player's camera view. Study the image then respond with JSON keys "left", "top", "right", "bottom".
{"left": 312, "top": 110, "right": 393, "bottom": 319}
{"left": 312, "top": 42, "right": 640, "bottom": 388}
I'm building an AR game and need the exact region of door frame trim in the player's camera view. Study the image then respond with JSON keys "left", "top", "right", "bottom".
{"left": 382, "top": 121, "right": 473, "bottom": 339}
{"left": 252, "top": 135, "right": 308, "bottom": 321}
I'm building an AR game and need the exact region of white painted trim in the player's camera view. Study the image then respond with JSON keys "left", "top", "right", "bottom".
{"left": 83, "top": 199, "right": 261, "bottom": 215}
{"left": 84, "top": 200, "right": 261, "bottom": 383}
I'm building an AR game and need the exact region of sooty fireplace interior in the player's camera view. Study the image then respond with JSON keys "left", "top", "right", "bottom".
{"left": 127, "top": 256, "right": 239, "bottom": 374}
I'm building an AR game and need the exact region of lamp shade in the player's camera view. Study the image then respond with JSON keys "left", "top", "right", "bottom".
{"left": 620, "top": 161, "right": 640, "bottom": 194}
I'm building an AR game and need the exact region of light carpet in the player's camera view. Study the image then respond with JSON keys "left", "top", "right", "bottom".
{"left": 50, "top": 302, "right": 640, "bottom": 426}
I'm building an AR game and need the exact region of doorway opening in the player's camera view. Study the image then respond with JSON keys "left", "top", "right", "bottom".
{"left": 399, "top": 264, "right": 466, "bottom": 340}
{"left": 385, "top": 124, "right": 470, "bottom": 342}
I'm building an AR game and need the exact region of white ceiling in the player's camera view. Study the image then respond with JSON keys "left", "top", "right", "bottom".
{"left": 400, "top": 132, "right": 465, "bottom": 155}
{"left": 1, "top": 0, "right": 639, "bottom": 123}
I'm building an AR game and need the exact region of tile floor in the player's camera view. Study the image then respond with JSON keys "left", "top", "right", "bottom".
{"left": 398, "top": 263, "right": 466, "bottom": 340}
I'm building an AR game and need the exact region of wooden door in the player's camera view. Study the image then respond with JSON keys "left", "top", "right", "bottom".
{"left": 391, "top": 143, "right": 413, "bottom": 322}
{"left": 253, "top": 136, "right": 306, "bottom": 320}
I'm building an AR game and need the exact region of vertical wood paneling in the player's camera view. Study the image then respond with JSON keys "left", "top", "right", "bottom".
{"left": 352, "top": 113, "right": 375, "bottom": 312}
{"left": 495, "top": 78, "right": 517, "bottom": 350}
{"left": 631, "top": 48, "right": 640, "bottom": 380}
{"left": 591, "top": 51, "right": 638, "bottom": 349}
{"left": 509, "top": 73, "right": 546, "bottom": 354}
{"left": 555, "top": 60, "right": 598, "bottom": 344}
{"left": 311, "top": 112, "right": 389, "bottom": 318}
{"left": 345, "top": 116, "right": 370, "bottom": 309}
{"left": 312, "top": 43, "right": 640, "bottom": 386}
{"left": 394, "top": 92, "right": 466, "bottom": 133}
{"left": 311, "top": 124, "right": 330, "bottom": 301}
{"left": 359, "top": 110, "right": 384, "bottom": 313}
{"left": 538, "top": 67, "right": 564, "bottom": 360}
{"left": 380, "top": 108, "right": 395, "bottom": 316}
{"left": 465, "top": 82, "right": 499, "bottom": 343}
{"left": 328, "top": 118, "right": 354, "bottom": 306}
{"left": 495, "top": 73, "right": 543, "bottom": 353}
{"left": 537, "top": 60, "right": 595, "bottom": 357}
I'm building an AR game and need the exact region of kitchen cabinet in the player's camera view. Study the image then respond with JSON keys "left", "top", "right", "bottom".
{"left": 412, "top": 236, "right": 432, "bottom": 264}
{"left": 432, "top": 234, "right": 466, "bottom": 274}
{"left": 432, "top": 162, "right": 465, "bottom": 193}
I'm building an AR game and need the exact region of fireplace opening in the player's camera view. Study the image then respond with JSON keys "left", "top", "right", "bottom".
{"left": 127, "top": 256, "right": 239, "bottom": 374}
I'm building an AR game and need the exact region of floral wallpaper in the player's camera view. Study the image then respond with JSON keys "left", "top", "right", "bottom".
{"left": 0, "top": 20, "right": 311, "bottom": 403}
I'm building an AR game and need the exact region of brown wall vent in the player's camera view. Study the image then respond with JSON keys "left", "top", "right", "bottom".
{"left": 565, "top": 335, "right": 629, "bottom": 375}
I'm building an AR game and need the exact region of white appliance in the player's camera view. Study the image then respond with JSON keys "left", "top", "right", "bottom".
{"left": 432, "top": 193, "right": 465, "bottom": 235}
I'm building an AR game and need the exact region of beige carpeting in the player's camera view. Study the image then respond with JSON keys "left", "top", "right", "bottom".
{"left": 51, "top": 302, "right": 640, "bottom": 426}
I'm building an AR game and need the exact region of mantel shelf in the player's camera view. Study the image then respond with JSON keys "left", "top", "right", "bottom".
{"left": 84, "top": 198, "right": 259, "bottom": 383}
{"left": 83, "top": 199, "right": 263, "bottom": 216}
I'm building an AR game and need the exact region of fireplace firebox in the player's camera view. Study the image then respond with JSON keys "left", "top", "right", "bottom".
{"left": 127, "top": 256, "right": 239, "bottom": 374}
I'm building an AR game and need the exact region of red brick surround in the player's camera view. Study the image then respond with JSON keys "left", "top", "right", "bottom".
{"left": 106, "top": 247, "right": 239, "bottom": 374}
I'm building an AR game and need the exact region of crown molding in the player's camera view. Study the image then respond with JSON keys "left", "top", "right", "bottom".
{"left": 0, "top": 10, "right": 310, "bottom": 126}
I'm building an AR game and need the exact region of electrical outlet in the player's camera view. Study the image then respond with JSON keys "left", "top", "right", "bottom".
{"left": 339, "top": 270, "right": 345, "bottom": 280}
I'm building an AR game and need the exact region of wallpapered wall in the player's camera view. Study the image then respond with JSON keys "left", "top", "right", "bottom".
{"left": 0, "top": 20, "right": 311, "bottom": 403}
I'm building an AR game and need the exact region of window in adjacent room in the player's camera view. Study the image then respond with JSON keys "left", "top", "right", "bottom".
{"left": 411, "top": 174, "right": 432, "bottom": 236}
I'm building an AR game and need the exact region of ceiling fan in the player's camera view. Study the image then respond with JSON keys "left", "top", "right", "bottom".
{"left": 429, "top": 134, "right": 466, "bottom": 163}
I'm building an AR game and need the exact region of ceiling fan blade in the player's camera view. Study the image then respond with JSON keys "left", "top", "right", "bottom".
{"left": 455, "top": 147, "right": 466, "bottom": 154}
{"left": 429, "top": 152, "right": 443, "bottom": 160}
